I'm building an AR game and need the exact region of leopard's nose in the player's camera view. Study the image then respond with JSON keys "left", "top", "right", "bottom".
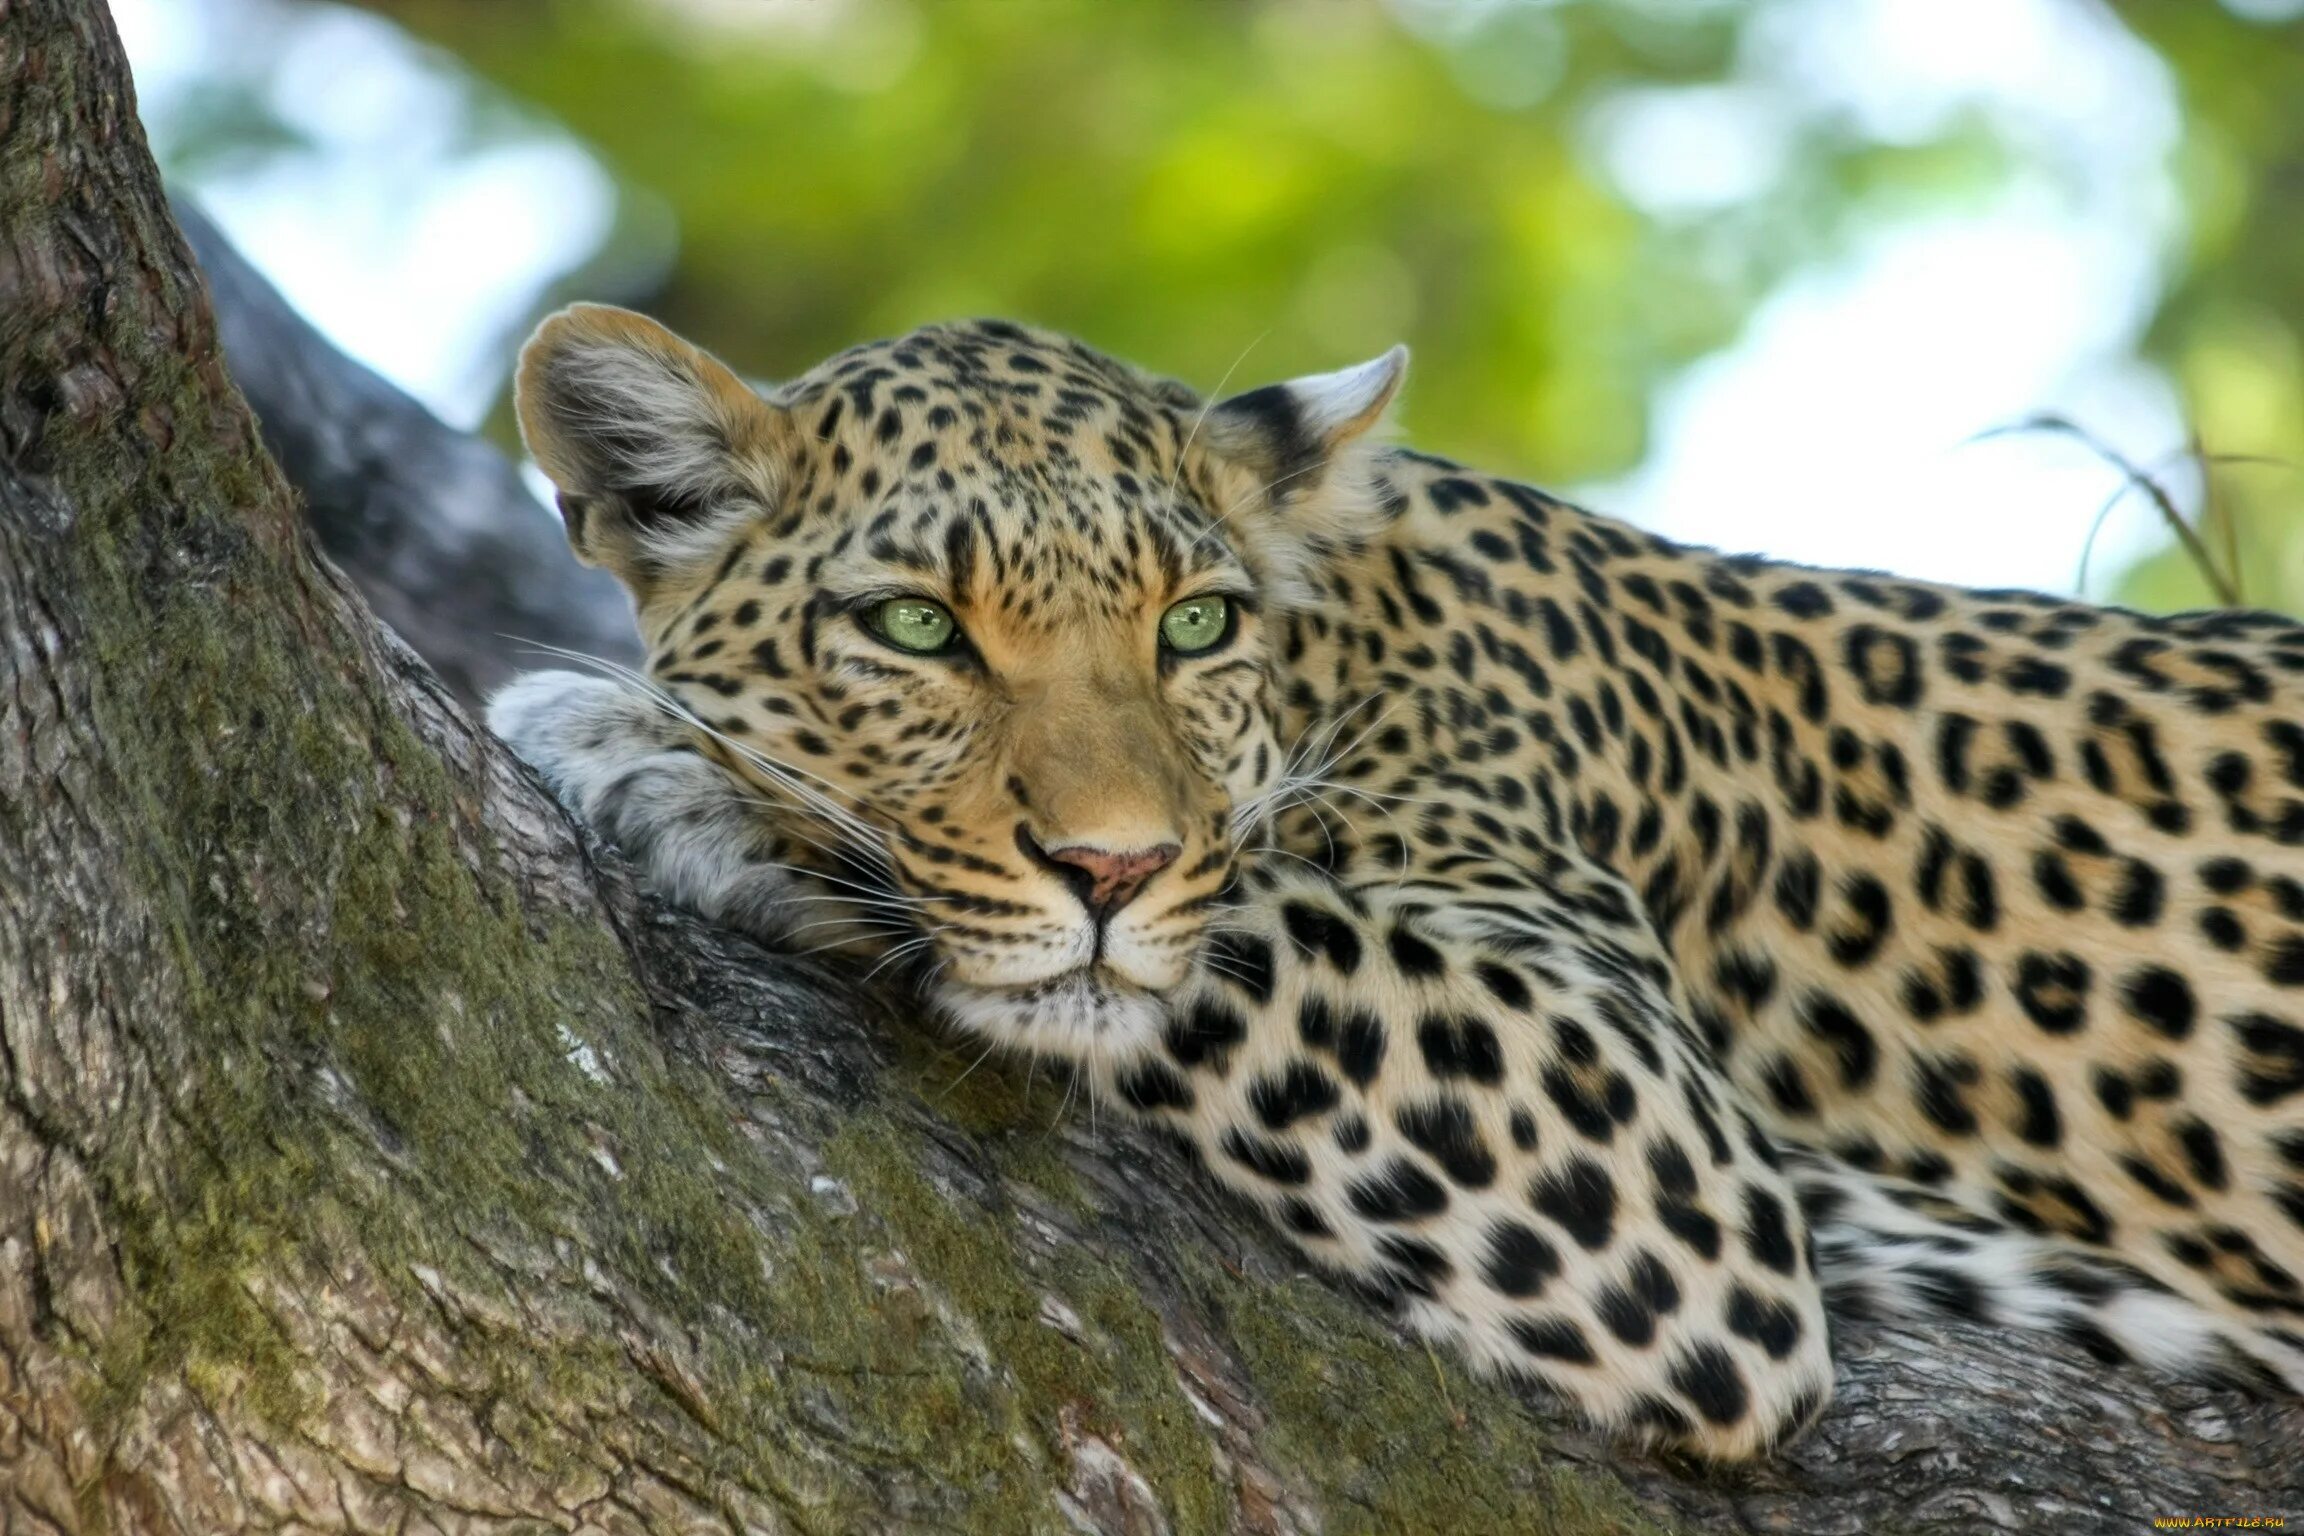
{"left": 1016, "top": 827, "right": 1180, "bottom": 920}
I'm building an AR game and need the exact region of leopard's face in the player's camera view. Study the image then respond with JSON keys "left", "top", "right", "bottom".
{"left": 652, "top": 355, "right": 1285, "bottom": 1047}
{"left": 514, "top": 308, "right": 1402, "bottom": 1053}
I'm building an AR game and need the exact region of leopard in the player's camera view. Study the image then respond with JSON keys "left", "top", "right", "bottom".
{"left": 487, "top": 302, "right": 2304, "bottom": 1460}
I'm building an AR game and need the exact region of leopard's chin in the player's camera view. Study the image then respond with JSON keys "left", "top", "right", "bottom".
{"left": 930, "top": 966, "right": 1168, "bottom": 1059}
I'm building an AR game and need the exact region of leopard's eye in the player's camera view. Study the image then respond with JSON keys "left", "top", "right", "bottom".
{"left": 869, "top": 597, "right": 957, "bottom": 653}
{"left": 1160, "top": 595, "right": 1232, "bottom": 655}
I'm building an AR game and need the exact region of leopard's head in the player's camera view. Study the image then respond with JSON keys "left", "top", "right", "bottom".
{"left": 515, "top": 305, "right": 1403, "bottom": 1053}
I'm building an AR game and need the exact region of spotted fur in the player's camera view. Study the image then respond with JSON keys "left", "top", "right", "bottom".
{"left": 491, "top": 306, "right": 2304, "bottom": 1459}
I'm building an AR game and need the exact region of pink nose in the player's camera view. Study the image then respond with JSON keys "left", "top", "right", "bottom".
{"left": 1022, "top": 831, "right": 1181, "bottom": 918}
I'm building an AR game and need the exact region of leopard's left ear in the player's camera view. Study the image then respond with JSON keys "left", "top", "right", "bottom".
{"left": 1207, "top": 346, "right": 1407, "bottom": 502}
{"left": 516, "top": 303, "right": 792, "bottom": 600}
{"left": 1204, "top": 347, "right": 1407, "bottom": 592}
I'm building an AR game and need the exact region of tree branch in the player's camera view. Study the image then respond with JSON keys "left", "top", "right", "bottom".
{"left": 0, "top": 3, "right": 2294, "bottom": 1530}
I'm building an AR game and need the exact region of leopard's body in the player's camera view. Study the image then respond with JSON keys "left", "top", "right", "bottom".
{"left": 490, "top": 306, "right": 2304, "bottom": 1459}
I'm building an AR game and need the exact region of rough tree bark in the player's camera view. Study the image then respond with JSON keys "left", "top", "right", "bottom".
{"left": 0, "top": 3, "right": 2298, "bottom": 1530}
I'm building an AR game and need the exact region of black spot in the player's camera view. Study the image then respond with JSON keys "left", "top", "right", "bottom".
{"left": 1912, "top": 1055, "right": 1980, "bottom": 1135}
{"left": 1936, "top": 712, "right": 1978, "bottom": 794}
{"left": 1482, "top": 1219, "right": 1561, "bottom": 1298}
{"left": 1774, "top": 581, "right": 1833, "bottom": 619}
{"left": 1375, "top": 1234, "right": 1454, "bottom": 1292}
{"left": 2007, "top": 1066, "right": 2062, "bottom": 1147}
{"left": 1202, "top": 931, "right": 1275, "bottom": 1003}
{"left": 1647, "top": 1139, "right": 1698, "bottom": 1199}
{"left": 1773, "top": 852, "right": 1821, "bottom": 930}
{"left": 1659, "top": 1200, "right": 1723, "bottom": 1261}
{"left": 2136, "top": 1058, "right": 2183, "bottom": 1099}
{"left": 1668, "top": 1342, "right": 1750, "bottom": 1425}
{"left": 1296, "top": 994, "right": 1336, "bottom": 1050}
{"left": 1395, "top": 1097, "right": 1499, "bottom": 1188}
{"left": 1282, "top": 901, "right": 1363, "bottom": 974}
{"left": 2176, "top": 1117, "right": 2229, "bottom": 1191}
{"left": 2120, "top": 965, "right": 2196, "bottom": 1039}
{"left": 1476, "top": 961, "right": 1532, "bottom": 1010}
{"left": 1334, "top": 1114, "right": 1371, "bottom": 1154}
{"left": 2119, "top": 1153, "right": 2197, "bottom": 1207}
{"left": 2200, "top": 907, "right": 2247, "bottom": 951}
{"left": 1714, "top": 948, "right": 1778, "bottom": 1012}
{"left": 1538, "top": 598, "right": 1581, "bottom": 661}
{"left": 1742, "top": 1187, "right": 1798, "bottom": 1275}
{"left": 2040, "top": 1174, "right": 2112, "bottom": 1244}
{"left": 1684, "top": 1080, "right": 1733, "bottom": 1167}
{"left": 1220, "top": 1128, "right": 1311, "bottom": 1185}
{"left": 1335, "top": 1008, "right": 1389, "bottom": 1087}
{"left": 1508, "top": 1107, "right": 1539, "bottom": 1152}
{"left": 2033, "top": 850, "right": 2085, "bottom": 912}
{"left": 1941, "top": 947, "right": 1985, "bottom": 1011}
{"left": 2012, "top": 951, "right": 2091, "bottom": 1034}
{"left": 1907, "top": 1262, "right": 1989, "bottom": 1321}
{"left": 1386, "top": 924, "right": 1447, "bottom": 977}
{"left": 1844, "top": 624, "right": 1924, "bottom": 707}
{"left": 2201, "top": 856, "right": 2253, "bottom": 894}
{"left": 1417, "top": 1013, "right": 1506, "bottom": 1084}
{"left": 1509, "top": 1315, "right": 1595, "bottom": 1364}
{"left": 1761, "top": 1056, "right": 1816, "bottom": 1118}
{"left": 1596, "top": 1252, "right": 1681, "bottom": 1347}
{"left": 2267, "top": 935, "right": 2304, "bottom": 987}
{"left": 1426, "top": 475, "right": 1491, "bottom": 512}
{"left": 1165, "top": 999, "right": 1246, "bottom": 1070}
{"left": 1825, "top": 874, "right": 1893, "bottom": 966}
{"left": 1724, "top": 1284, "right": 1803, "bottom": 1359}
{"left": 2110, "top": 861, "right": 2165, "bottom": 927}
{"left": 1117, "top": 1060, "right": 1194, "bottom": 1113}
{"left": 2229, "top": 1012, "right": 2304, "bottom": 1105}
{"left": 1280, "top": 1198, "right": 1333, "bottom": 1240}
{"left": 1347, "top": 1158, "right": 1449, "bottom": 1222}
{"left": 1542, "top": 1065, "right": 1632, "bottom": 1143}
{"left": 2004, "top": 656, "right": 2071, "bottom": 697}
{"left": 1904, "top": 1150, "right": 1954, "bottom": 1185}
{"left": 1531, "top": 1157, "right": 1617, "bottom": 1250}
{"left": 1800, "top": 995, "right": 1878, "bottom": 1090}
{"left": 1247, "top": 1061, "right": 1341, "bottom": 1130}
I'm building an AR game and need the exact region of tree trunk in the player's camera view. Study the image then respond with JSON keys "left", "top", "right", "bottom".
{"left": 1, "top": 4, "right": 2297, "bottom": 1531}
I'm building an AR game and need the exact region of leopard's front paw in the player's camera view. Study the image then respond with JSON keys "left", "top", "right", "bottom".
{"left": 488, "top": 670, "right": 684, "bottom": 801}
{"left": 488, "top": 669, "right": 802, "bottom": 939}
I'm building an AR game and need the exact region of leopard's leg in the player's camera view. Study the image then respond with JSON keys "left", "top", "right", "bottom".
{"left": 1105, "top": 850, "right": 1838, "bottom": 1460}
{"left": 488, "top": 671, "right": 819, "bottom": 940}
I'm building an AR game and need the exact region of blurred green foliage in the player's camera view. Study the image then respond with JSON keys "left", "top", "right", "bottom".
{"left": 2113, "top": 1, "right": 2304, "bottom": 611}
{"left": 348, "top": 0, "right": 2010, "bottom": 472}
{"left": 307, "top": 0, "right": 2304, "bottom": 607}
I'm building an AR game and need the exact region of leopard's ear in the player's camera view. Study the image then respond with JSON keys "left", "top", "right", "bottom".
{"left": 1207, "top": 346, "right": 1407, "bottom": 499}
{"left": 515, "top": 303, "right": 790, "bottom": 597}
{"left": 1203, "top": 346, "right": 1408, "bottom": 594}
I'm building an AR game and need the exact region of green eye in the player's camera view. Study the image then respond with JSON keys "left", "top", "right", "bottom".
{"left": 1160, "top": 595, "right": 1232, "bottom": 654}
{"left": 869, "top": 597, "right": 957, "bottom": 653}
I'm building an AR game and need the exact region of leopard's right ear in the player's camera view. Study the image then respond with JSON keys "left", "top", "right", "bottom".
{"left": 515, "top": 304, "right": 791, "bottom": 596}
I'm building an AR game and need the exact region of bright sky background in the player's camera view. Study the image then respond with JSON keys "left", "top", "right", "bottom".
{"left": 116, "top": 0, "right": 2198, "bottom": 601}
